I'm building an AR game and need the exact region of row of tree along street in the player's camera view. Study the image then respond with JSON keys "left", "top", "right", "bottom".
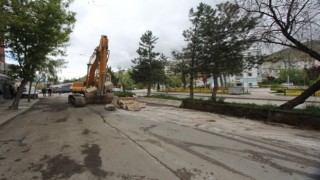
{"left": 1, "top": 0, "right": 320, "bottom": 110}
{"left": 129, "top": 0, "right": 320, "bottom": 110}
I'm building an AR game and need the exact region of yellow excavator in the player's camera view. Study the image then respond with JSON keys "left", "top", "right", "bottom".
{"left": 68, "top": 35, "right": 114, "bottom": 107}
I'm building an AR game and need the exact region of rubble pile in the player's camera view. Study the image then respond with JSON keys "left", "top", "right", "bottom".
{"left": 105, "top": 96, "right": 146, "bottom": 111}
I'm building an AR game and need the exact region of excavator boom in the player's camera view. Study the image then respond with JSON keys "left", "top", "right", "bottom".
{"left": 69, "top": 35, "right": 114, "bottom": 107}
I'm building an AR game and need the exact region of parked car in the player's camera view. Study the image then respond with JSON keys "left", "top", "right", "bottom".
{"left": 22, "top": 87, "right": 38, "bottom": 98}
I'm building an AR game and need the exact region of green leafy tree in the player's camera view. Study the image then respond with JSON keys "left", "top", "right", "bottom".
{"left": 170, "top": 50, "right": 189, "bottom": 89}
{"left": 183, "top": 3, "right": 206, "bottom": 99}
{"left": 121, "top": 68, "right": 135, "bottom": 90}
{"left": 108, "top": 66, "right": 118, "bottom": 86}
{"left": 25, "top": 58, "right": 66, "bottom": 102}
{"left": 130, "top": 30, "right": 167, "bottom": 96}
{"left": 115, "top": 68, "right": 135, "bottom": 91}
{"left": 3, "top": 0, "right": 75, "bottom": 109}
{"left": 277, "top": 69, "right": 309, "bottom": 86}
{"left": 191, "top": 2, "right": 257, "bottom": 101}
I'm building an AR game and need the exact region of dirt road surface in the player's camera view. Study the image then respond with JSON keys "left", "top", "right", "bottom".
{"left": 0, "top": 94, "right": 319, "bottom": 180}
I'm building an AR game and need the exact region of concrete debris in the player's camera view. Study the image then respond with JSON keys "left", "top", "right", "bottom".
{"left": 115, "top": 97, "right": 146, "bottom": 111}
{"left": 105, "top": 104, "right": 117, "bottom": 111}
{"left": 112, "top": 96, "right": 120, "bottom": 108}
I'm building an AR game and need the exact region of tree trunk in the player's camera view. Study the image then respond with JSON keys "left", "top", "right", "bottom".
{"left": 28, "top": 81, "right": 33, "bottom": 102}
{"left": 280, "top": 79, "right": 320, "bottom": 110}
{"left": 10, "top": 79, "right": 28, "bottom": 110}
{"left": 211, "top": 75, "right": 219, "bottom": 101}
{"left": 189, "top": 72, "right": 194, "bottom": 100}
{"left": 34, "top": 81, "right": 39, "bottom": 96}
{"left": 219, "top": 75, "right": 224, "bottom": 89}
{"left": 182, "top": 73, "right": 187, "bottom": 89}
{"left": 147, "top": 83, "right": 151, "bottom": 97}
{"left": 223, "top": 74, "right": 227, "bottom": 89}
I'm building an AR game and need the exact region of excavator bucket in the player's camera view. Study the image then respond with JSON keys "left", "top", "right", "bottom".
{"left": 85, "top": 93, "right": 114, "bottom": 104}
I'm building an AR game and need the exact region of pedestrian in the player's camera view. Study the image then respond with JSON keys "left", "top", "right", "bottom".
{"left": 48, "top": 88, "right": 52, "bottom": 97}
{"left": 42, "top": 88, "right": 47, "bottom": 97}
{"left": 0, "top": 89, "right": 2, "bottom": 99}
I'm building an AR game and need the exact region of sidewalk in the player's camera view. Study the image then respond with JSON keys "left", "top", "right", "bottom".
{"left": 0, "top": 98, "right": 39, "bottom": 126}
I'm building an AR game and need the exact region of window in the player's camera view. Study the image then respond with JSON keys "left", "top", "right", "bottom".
{"left": 248, "top": 73, "right": 252, "bottom": 77}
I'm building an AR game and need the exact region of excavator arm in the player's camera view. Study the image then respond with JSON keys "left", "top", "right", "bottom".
{"left": 69, "top": 35, "right": 114, "bottom": 107}
{"left": 86, "top": 35, "right": 109, "bottom": 93}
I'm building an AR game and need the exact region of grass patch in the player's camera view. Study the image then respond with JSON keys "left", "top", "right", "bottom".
{"left": 182, "top": 98, "right": 277, "bottom": 111}
{"left": 114, "top": 91, "right": 135, "bottom": 97}
{"left": 295, "top": 103, "right": 320, "bottom": 116}
{"left": 151, "top": 94, "right": 320, "bottom": 116}
{"left": 185, "top": 99, "right": 318, "bottom": 115}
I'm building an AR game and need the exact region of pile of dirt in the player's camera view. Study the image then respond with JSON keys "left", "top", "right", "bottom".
{"left": 111, "top": 97, "right": 146, "bottom": 111}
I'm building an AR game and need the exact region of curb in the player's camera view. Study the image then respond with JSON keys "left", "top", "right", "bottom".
{"left": 0, "top": 99, "right": 40, "bottom": 126}
{"left": 137, "top": 97, "right": 182, "bottom": 107}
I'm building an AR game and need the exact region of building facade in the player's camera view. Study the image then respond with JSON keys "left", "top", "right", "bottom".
{"left": 0, "top": 43, "right": 11, "bottom": 98}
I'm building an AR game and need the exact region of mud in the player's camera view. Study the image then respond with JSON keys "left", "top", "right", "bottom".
{"left": 56, "top": 117, "right": 67, "bottom": 123}
{"left": 81, "top": 144, "right": 109, "bottom": 178}
{"left": 40, "top": 154, "right": 84, "bottom": 179}
{"left": 32, "top": 99, "right": 69, "bottom": 112}
{"left": 82, "top": 129, "right": 97, "bottom": 135}
{"left": 175, "top": 168, "right": 194, "bottom": 180}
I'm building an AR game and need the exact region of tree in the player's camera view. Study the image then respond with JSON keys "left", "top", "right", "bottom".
{"left": 277, "top": 69, "right": 309, "bottom": 86}
{"left": 108, "top": 66, "right": 118, "bottom": 86}
{"left": 266, "top": 75, "right": 275, "bottom": 86}
{"left": 170, "top": 50, "right": 189, "bottom": 89}
{"left": 237, "top": 0, "right": 320, "bottom": 109}
{"left": 26, "top": 58, "right": 67, "bottom": 102}
{"left": 3, "top": 0, "right": 75, "bottom": 109}
{"left": 114, "top": 67, "right": 135, "bottom": 90}
{"left": 130, "top": 30, "right": 167, "bottom": 96}
{"left": 121, "top": 69, "right": 135, "bottom": 90}
{"left": 183, "top": 3, "right": 207, "bottom": 99}
{"left": 194, "top": 2, "right": 257, "bottom": 101}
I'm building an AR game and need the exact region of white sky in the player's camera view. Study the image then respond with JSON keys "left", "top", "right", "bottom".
{"left": 3, "top": 0, "right": 225, "bottom": 80}
{"left": 57, "top": 0, "right": 224, "bottom": 80}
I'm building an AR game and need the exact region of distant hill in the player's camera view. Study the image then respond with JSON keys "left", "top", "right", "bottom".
{"left": 264, "top": 40, "right": 320, "bottom": 63}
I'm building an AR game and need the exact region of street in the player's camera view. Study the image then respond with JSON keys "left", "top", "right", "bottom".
{"left": 0, "top": 94, "right": 320, "bottom": 180}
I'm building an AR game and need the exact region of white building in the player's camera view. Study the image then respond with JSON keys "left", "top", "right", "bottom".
{"left": 229, "top": 67, "right": 262, "bottom": 88}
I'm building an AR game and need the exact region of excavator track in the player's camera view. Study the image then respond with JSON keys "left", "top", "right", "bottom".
{"left": 68, "top": 95, "right": 86, "bottom": 107}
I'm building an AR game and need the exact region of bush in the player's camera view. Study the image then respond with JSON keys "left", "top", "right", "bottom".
{"left": 299, "top": 103, "right": 320, "bottom": 116}
{"left": 150, "top": 93, "right": 319, "bottom": 116}
{"left": 114, "top": 91, "right": 135, "bottom": 97}
{"left": 149, "top": 94, "right": 182, "bottom": 100}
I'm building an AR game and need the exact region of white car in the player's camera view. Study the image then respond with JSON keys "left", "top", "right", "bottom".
{"left": 22, "top": 87, "right": 38, "bottom": 98}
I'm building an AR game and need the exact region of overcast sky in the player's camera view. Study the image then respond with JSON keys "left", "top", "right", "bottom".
{"left": 4, "top": 0, "right": 224, "bottom": 80}
{"left": 54, "top": 0, "right": 225, "bottom": 80}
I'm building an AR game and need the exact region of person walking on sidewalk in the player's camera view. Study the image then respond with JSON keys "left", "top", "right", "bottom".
{"left": 48, "top": 88, "right": 52, "bottom": 97}
{"left": 42, "top": 88, "right": 47, "bottom": 97}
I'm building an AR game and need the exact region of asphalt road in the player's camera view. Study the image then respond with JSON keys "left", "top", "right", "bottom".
{"left": 0, "top": 94, "right": 319, "bottom": 180}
